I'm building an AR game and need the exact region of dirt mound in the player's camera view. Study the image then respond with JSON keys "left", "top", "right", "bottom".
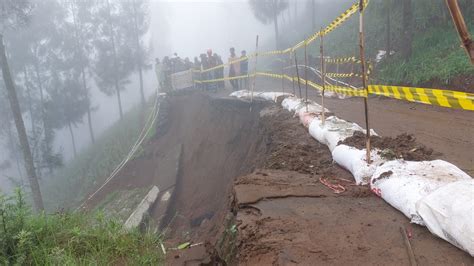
{"left": 258, "top": 107, "right": 336, "bottom": 176}
{"left": 232, "top": 170, "right": 472, "bottom": 265}
{"left": 340, "top": 131, "right": 438, "bottom": 161}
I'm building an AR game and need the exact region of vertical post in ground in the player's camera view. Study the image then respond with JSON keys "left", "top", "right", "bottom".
{"left": 304, "top": 40, "right": 309, "bottom": 112}
{"left": 445, "top": 0, "right": 474, "bottom": 64}
{"left": 251, "top": 35, "right": 259, "bottom": 107}
{"left": 294, "top": 51, "right": 303, "bottom": 99}
{"left": 290, "top": 53, "right": 296, "bottom": 95}
{"left": 359, "top": 0, "right": 371, "bottom": 163}
{"left": 281, "top": 55, "right": 285, "bottom": 93}
{"left": 320, "top": 30, "right": 326, "bottom": 125}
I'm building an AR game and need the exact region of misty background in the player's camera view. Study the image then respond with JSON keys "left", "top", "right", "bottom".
{"left": 1, "top": 0, "right": 472, "bottom": 208}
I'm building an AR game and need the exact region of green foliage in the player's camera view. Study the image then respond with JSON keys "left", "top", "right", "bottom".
{"left": 0, "top": 190, "right": 163, "bottom": 265}
{"left": 41, "top": 103, "right": 149, "bottom": 211}
{"left": 376, "top": 25, "right": 474, "bottom": 85}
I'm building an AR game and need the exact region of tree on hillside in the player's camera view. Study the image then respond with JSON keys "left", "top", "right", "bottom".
{"left": 249, "top": 0, "right": 289, "bottom": 49}
{"left": 46, "top": 75, "right": 89, "bottom": 158}
{"left": 68, "top": 0, "right": 98, "bottom": 144}
{"left": 0, "top": 0, "right": 44, "bottom": 210}
{"left": 119, "top": 0, "right": 151, "bottom": 107}
{"left": 5, "top": 0, "right": 68, "bottom": 176}
{"left": 94, "top": 0, "right": 134, "bottom": 120}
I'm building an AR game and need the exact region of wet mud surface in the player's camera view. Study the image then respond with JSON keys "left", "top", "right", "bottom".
{"left": 340, "top": 131, "right": 439, "bottom": 161}
{"left": 84, "top": 91, "right": 473, "bottom": 265}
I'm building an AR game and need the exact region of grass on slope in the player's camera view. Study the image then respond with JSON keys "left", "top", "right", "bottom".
{"left": 41, "top": 100, "right": 156, "bottom": 212}
{"left": 0, "top": 190, "right": 163, "bottom": 265}
{"left": 376, "top": 25, "right": 474, "bottom": 86}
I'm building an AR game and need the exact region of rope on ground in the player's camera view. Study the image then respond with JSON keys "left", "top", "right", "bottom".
{"left": 77, "top": 89, "right": 161, "bottom": 210}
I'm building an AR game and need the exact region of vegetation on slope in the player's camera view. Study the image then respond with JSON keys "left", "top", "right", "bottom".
{"left": 0, "top": 190, "right": 163, "bottom": 265}
{"left": 41, "top": 102, "right": 152, "bottom": 211}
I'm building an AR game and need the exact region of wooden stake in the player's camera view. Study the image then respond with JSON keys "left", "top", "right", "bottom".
{"left": 320, "top": 30, "right": 326, "bottom": 125}
{"left": 250, "top": 35, "right": 259, "bottom": 109}
{"left": 290, "top": 53, "right": 296, "bottom": 95}
{"left": 400, "top": 226, "right": 418, "bottom": 266}
{"left": 281, "top": 56, "right": 285, "bottom": 93}
{"left": 294, "top": 51, "right": 303, "bottom": 99}
{"left": 359, "top": 0, "right": 371, "bottom": 163}
{"left": 445, "top": 0, "right": 474, "bottom": 64}
{"left": 304, "top": 40, "right": 309, "bottom": 112}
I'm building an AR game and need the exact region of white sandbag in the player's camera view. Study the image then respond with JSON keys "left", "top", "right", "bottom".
{"left": 416, "top": 179, "right": 474, "bottom": 256}
{"left": 281, "top": 97, "right": 304, "bottom": 112}
{"left": 332, "top": 145, "right": 384, "bottom": 185}
{"left": 229, "top": 90, "right": 250, "bottom": 98}
{"left": 308, "top": 116, "right": 366, "bottom": 152}
{"left": 230, "top": 90, "right": 293, "bottom": 103}
{"left": 371, "top": 160, "right": 471, "bottom": 225}
{"left": 258, "top": 92, "right": 293, "bottom": 102}
{"left": 298, "top": 111, "right": 317, "bottom": 128}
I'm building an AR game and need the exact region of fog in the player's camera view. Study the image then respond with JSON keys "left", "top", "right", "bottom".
{"left": 0, "top": 0, "right": 276, "bottom": 193}
{"left": 152, "top": 0, "right": 273, "bottom": 59}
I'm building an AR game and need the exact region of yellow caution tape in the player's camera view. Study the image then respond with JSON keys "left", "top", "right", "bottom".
{"left": 196, "top": 69, "right": 473, "bottom": 111}
{"left": 368, "top": 85, "right": 474, "bottom": 111}
{"left": 199, "top": 73, "right": 255, "bottom": 83}
{"left": 325, "top": 56, "right": 360, "bottom": 64}
{"left": 200, "top": 55, "right": 253, "bottom": 73}
{"left": 326, "top": 72, "right": 361, "bottom": 78}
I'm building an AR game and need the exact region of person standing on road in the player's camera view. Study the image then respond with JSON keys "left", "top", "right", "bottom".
{"left": 214, "top": 53, "right": 224, "bottom": 89}
{"left": 228, "top": 47, "right": 240, "bottom": 90}
{"left": 239, "top": 50, "right": 249, "bottom": 90}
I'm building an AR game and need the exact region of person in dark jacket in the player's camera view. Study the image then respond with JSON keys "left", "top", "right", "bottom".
{"left": 240, "top": 50, "right": 249, "bottom": 90}
{"left": 214, "top": 53, "right": 224, "bottom": 89}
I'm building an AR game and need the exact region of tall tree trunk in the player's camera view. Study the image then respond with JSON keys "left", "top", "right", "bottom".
{"left": 272, "top": 0, "right": 280, "bottom": 49}
{"left": 6, "top": 114, "right": 24, "bottom": 184}
{"left": 67, "top": 121, "right": 77, "bottom": 158}
{"left": 311, "top": 0, "right": 315, "bottom": 30}
{"left": 33, "top": 53, "right": 52, "bottom": 175}
{"left": 386, "top": 0, "right": 391, "bottom": 58}
{"left": 0, "top": 34, "right": 44, "bottom": 211}
{"left": 107, "top": 0, "right": 123, "bottom": 120}
{"left": 70, "top": 0, "right": 95, "bottom": 143}
{"left": 81, "top": 68, "right": 95, "bottom": 143}
{"left": 132, "top": 0, "right": 145, "bottom": 107}
{"left": 402, "top": 0, "right": 413, "bottom": 59}
{"left": 23, "top": 66, "right": 35, "bottom": 135}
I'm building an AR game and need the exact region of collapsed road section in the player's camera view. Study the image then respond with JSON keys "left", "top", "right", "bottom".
{"left": 86, "top": 91, "right": 472, "bottom": 265}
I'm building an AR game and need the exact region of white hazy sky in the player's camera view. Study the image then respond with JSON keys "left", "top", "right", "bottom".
{"left": 150, "top": 0, "right": 274, "bottom": 59}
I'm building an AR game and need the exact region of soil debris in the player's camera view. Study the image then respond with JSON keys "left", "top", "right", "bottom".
{"left": 340, "top": 131, "right": 438, "bottom": 161}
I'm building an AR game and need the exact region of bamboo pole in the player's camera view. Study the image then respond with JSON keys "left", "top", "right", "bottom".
{"left": 294, "top": 51, "right": 303, "bottom": 99}
{"left": 250, "top": 35, "right": 259, "bottom": 109}
{"left": 304, "top": 40, "right": 309, "bottom": 112}
{"left": 445, "top": 0, "right": 474, "bottom": 64}
{"left": 359, "top": 0, "right": 371, "bottom": 163}
{"left": 320, "top": 29, "right": 326, "bottom": 125}
{"left": 290, "top": 53, "right": 296, "bottom": 95}
{"left": 282, "top": 56, "right": 285, "bottom": 93}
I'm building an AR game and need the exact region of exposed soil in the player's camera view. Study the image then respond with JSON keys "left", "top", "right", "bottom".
{"left": 340, "top": 131, "right": 438, "bottom": 161}
{"left": 259, "top": 107, "right": 337, "bottom": 176}
{"left": 258, "top": 77, "right": 474, "bottom": 175}
{"left": 230, "top": 106, "right": 472, "bottom": 265}
{"left": 84, "top": 90, "right": 473, "bottom": 265}
{"left": 421, "top": 73, "right": 474, "bottom": 94}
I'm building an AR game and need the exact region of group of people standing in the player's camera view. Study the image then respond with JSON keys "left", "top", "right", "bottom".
{"left": 194, "top": 47, "right": 249, "bottom": 91}
{"left": 155, "top": 52, "right": 195, "bottom": 93}
{"left": 155, "top": 47, "right": 250, "bottom": 94}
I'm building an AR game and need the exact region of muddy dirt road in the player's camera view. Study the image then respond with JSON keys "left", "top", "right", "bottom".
{"left": 84, "top": 91, "right": 472, "bottom": 264}
{"left": 257, "top": 78, "right": 474, "bottom": 175}
{"left": 231, "top": 106, "right": 472, "bottom": 265}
